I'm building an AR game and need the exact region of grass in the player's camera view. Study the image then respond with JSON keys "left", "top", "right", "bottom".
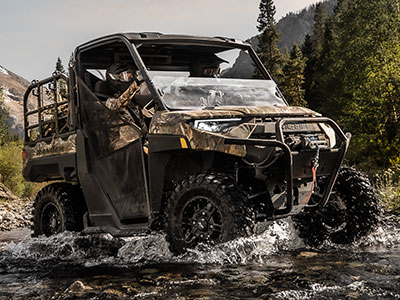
{"left": 375, "top": 164, "right": 400, "bottom": 214}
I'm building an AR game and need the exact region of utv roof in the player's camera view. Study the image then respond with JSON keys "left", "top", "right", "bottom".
{"left": 76, "top": 32, "right": 250, "bottom": 52}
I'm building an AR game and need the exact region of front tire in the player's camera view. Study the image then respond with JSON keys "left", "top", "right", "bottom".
{"left": 32, "top": 183, "right": 86, "bottom": 237}
{"left": 294, "top": 166, "right": 380, "bottom": 246}
{"left": 166, "top": 172, "right": 254, "bottom": 253}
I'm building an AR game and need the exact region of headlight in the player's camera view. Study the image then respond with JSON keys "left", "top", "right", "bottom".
{"left": 319, "top": 123, "right": 336, "bottom": 148}
{"left": 192, "top": 118, "right": 242, "bottom": 133}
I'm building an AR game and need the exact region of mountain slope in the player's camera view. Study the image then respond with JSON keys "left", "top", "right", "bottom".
{"left": 0, "top": 65, "right": 30, "bottom": 137}
{"left": 277, "top": 0, "right": 336, "bottom": 51}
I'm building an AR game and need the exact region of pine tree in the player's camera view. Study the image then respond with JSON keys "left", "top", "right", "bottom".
{"left": 281, "top": 44, "right": 306, "bottom": 106}
{"left": 302, "top": 3, "right": 331, "bottom": 111}
{"left": 255, "top": 0, "right": 283, "bottom": 81}
{"left": 312, "top": 3, "right": 329, "bottom": 60}
{"left": 68, "top": 53, "right": 75, "bottom": 70}
{"left": 302, "top": 34, "right": 315, "bottom": 108}
{"left": 55, "top": 57, "right": 66, "bottom": 74}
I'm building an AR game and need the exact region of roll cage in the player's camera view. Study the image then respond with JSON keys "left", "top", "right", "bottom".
{"left": 73, "top": 33, "right": 282, "bottom": 114}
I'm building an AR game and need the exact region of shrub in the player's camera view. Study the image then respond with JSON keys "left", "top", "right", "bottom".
{"left": 0, "top": 141, "right": 35, "bottom": 198}
{"left": 375, "top": 164, "right": 400, "bottom": 213}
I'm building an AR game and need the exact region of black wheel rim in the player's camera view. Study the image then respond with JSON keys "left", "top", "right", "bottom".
{"left": 181, "top": 196, "right": 223, "bottom": 246}
{"left": 319, "top": 192, "right": 348, "bottom": 232}
{"left": 41, "top": 203, "right": 62, "bottom": 236}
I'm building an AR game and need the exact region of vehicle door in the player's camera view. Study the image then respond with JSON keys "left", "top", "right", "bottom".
{"left": 75, "top": 39, "right": 150, "bottom": 223}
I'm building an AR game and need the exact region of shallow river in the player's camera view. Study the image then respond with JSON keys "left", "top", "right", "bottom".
{"left": 1, "top": 216, "right": 400, "bottom": 300}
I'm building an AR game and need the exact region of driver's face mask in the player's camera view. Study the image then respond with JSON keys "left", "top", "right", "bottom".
{"left": 108, "top": 71, "right": 134, "bottom": 82}
{"left": 202, "top": 66, "right": 220, "bottom": 77}
{"left": 119, "top": 70, "right": 135, "bottom": 82}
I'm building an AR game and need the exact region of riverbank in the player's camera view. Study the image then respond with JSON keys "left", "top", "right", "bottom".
{"left": 0, "top": 182, "right": 31, "bottom": 231}
{"left": 0, "top": 199, "right": 31, "bottom": 231}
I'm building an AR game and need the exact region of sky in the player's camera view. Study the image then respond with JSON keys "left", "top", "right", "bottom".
{"left": 0, "top": 0, "right": 321, "bottom": 81}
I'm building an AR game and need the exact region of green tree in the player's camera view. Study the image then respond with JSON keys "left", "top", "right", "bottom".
{"left": 55, "top": 57, "right": 66, "bottom": 74}
{"left": 302, "top": 34, "right": 314, "bottom": 108}
{"left": 302, "top": 3, "right": 331, "bottom": 111}
{"left": 281, "top": 44, "right": 306, "bottom": 106}
{"left": 0, "top": 141, "right": 34, "bottom": 197}
{"left": 312, "top": 3, "right": 329, "bottom": 60}
{"left": 68, "top": 53, "right": 75, "bottom": 70}
{"left": 256, "top": 0, "right": 283, "bottom": 81}
{"left": 319, "top": 0, "right": 400, "bottom": 169}
{"left": 0, "top": 88, "right": 35, "bottom": 197}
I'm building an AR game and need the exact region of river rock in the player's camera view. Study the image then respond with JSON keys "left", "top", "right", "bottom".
{"left": 67, "top": 280, "right": 92, "bottom": 292}
{"left": 297, "top": 251, "right": 318, "bottom": 258}
{"left": 101, "top": 288, "right": 127, "bottom": 298}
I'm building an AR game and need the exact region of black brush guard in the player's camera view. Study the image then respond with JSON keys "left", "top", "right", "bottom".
{"left": 225, "top": 117, "right": 351, "bottom": 218}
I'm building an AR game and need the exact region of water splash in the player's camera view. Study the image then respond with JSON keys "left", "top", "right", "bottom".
{"left": 351, "top": 215, "right": 400, "bottom": 249}
{"left": 271, "top": 280, "right": 400, "bottom": 300}
{"left": 177, "top": 218, "right": 304, "bottom": 264}
{"left": 117, "top": 233, "right": 174, "bottom": 264}
{"left": 1, "top": 215, "right": 399, "bottom": 267}
{"left": 318, "top": 215, "right": 400, "bottom": 252}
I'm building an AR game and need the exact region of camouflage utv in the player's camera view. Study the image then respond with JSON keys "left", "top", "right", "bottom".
{"left": 23, "top": 33, "right": 379, "bottom": 252}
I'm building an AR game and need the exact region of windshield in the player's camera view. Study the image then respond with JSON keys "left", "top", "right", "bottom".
{"left": 135, "top": 43, "right": 287, "bottom": 109}
{"left": 153, "top": 76, "right": 285, "bottom": 109}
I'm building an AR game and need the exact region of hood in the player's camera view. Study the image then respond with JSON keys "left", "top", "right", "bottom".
{"left": 152, "top": 106, "right": 319, "bottom": 125}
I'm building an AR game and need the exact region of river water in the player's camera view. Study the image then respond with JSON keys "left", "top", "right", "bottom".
{"left": 0, "top": 216, "right": 399, "bottom": 300}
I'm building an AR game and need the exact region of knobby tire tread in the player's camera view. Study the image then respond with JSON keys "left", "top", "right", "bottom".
{"left": 166, "top": 172, "right": 254, "bottom": 253}
{"left": 32, "top": 182, "right": 86, "bottom": 237}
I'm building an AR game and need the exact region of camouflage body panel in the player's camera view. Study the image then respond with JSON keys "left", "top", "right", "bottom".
{"left": 23, "top": 134, "right": 77, "bottom": 167}
{"left": 150, "top": 120, "right": 247, "bottom": 156}
{"left": 149, "top": 106, "right": 315, "bottom": 156}
{"left": 149, "top": 106, "right": 317, "bottom": 127}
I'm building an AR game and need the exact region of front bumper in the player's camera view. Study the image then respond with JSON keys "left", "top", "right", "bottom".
{"left": 225, "top": 117, "right": 351, "bottom": 218}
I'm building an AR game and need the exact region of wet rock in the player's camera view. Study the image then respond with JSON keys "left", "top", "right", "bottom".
{"left": 140, "top": 268, "right": 159, "bottom": 274}
{"left": 101, "top": 288, "right": 127, "bottom": 298}
{"left": 309, "top": 266, "right": 330, "bottom": 271}
{"left": 189, "top": 289, "right": 217, "bottom": 297}
{"left": 296, "top": 251, "right": 318, "bottom": 258}
{"left": 155, "top": 275, "right": 170, "bottom": 282}
{"left": 139, "top": 278, "right": 156, "bottom": 286}
{"left": 346, "top": 292, "right": 360, "bottom": 298}
{"left": 61, "top": 280, "right": 98, "bottom": 300}
{"left": 67, "top": 280, "right": 92, "bottom": 293}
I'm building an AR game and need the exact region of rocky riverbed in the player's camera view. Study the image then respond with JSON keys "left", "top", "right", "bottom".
{"left": 0, "top": 183, "right": 32, "bottom": 231}
{"left": 1, "top": 216, "right": 400, "bottom": 300}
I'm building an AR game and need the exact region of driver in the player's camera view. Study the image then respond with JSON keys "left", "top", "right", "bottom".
{"left": 190, "top": 55, "right": 227, "bottom": 77}
{"left": 105, "top": 62, "right": 146, "bottom": 130}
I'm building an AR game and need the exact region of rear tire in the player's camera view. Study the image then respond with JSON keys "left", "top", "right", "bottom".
{"left": 166, "top": 172, "right": 254, "bottom": 253}
{"left": 32, "top": 183, "right": 86, "bottom": 237}
{"left": 294, "top": 166, "right": 380, "bottom": 246}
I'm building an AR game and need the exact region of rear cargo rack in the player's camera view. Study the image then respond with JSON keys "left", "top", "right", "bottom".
{"left": 23, "top": 73, "right": 74, "bottom": 145}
